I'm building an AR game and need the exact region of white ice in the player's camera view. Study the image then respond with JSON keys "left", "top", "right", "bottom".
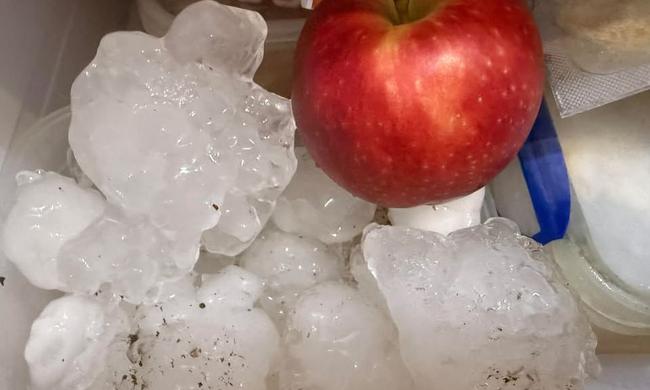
{"left": 69, "top": 0, "right": 296, "bottom": 256}
{"left": 272, "top": 147, "right": 376, "bottom": 244}
{"left": 240, "top": 225, "right": 343, "bottom": 324}
{"left": 2, "top": 171, "right": 105, "bottom": 290}
{"left": 281, "top": 282, "right": 414, "bottom": 390}
{"left": 361, "top": 219, "right": 599, "bottom": 390}
{"left": 2, "top": 171, "right": 195, "bottom": 302}
{"left": 388, "top": 187, "right": 485, "bottom": 235}
{"left": 83, "top": 266, "right": 278, "bottom": 390}
{"left": 24, "top": 295, "right": 128, "bottom": 390}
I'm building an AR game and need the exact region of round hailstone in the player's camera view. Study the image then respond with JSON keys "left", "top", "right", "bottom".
{"left": 24, "top": 295, "right": 128, "bottom": 390}
{"left": 272, "top": 147, "right": 376, "bottom": 244}
{"left": 2, "top": 171, "right": 196, "bottom": 302}
{"left": 69, "top": 0, "right": 296, "bottom": 256}
{"left": 239, "top": 225, "right": 343, "bottom": 324}
{"left": 91, "top": 266, "right": 279, "bottom": 390}
{"left": 281, "top": 282, "right": 414, "bottom": 390}
{"left": 2, "top": 171, "right": 105, "bottom": 290}
{"left": 361, "top": 219, "right": 599, "bottom": 390}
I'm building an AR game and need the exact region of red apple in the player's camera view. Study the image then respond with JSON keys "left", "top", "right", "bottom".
{"left": 292, "top": 0, "right": 544, "bottom": 207}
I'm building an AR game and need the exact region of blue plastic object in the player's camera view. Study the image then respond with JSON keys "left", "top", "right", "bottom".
{"left": 518, "top": 100, "right": 571, "bottom": 244}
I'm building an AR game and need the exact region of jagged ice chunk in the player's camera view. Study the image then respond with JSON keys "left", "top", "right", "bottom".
{"left": 361, "top": 219, "right": 599, "bottom": 390}
{"left": 69, "top": 0, "right": 296, "bottom": 256}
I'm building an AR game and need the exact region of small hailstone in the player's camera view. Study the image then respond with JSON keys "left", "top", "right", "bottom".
{"left": 69, "top": 0, "right": 296, "bottom": 255}
{"left": 24, "top": 295, "right": 128, "bottom": 390}
{"left": 240, "top": 226, "right": 343, "bottom": 324}
{"left": 281, "top": 282, "right": 414, "bottom": 390}
{"left": 272, "top": 147, "right": 376, "bottom": 244}
{"left": 2, "top": 171, "right": 105, "bottom": 290}
{"left": 91, "top": 266, "right": 279, "bottom": 390}
{"left": 388, "top": 187, "right": 485, "bottom": 235}
{"left": 361, "top": 219, "right": 599, "bottom": 390}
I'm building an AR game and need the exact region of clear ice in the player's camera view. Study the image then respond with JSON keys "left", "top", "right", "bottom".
{"left": 361, "top": 219, "right": 599, "bottom": 390}
{"left": 69, "top": 0, "right": 296, "bottom": 256}
{"left": 272, "top": 147, "right": 376, "bottom": 244}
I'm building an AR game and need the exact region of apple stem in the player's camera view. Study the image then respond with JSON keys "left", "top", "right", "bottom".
{"left": 394, "top": 0, "right": 410, "bottom": 23}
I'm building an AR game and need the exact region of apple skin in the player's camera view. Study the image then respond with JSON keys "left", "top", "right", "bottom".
{"left": 292, "top": 0, "right": 544, "bottom": 207}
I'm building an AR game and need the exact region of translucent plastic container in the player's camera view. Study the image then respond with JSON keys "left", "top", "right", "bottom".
{"left": 0, "top": 2, "right": 132, "bottom": 387}
{"left": 492, "top": 90, "right": 650, "bottom": 351}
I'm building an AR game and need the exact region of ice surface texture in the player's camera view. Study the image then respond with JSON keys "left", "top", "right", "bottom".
{"left": 69, "top": 0, "right": 296, "bottom": 256}
{"left": 94, "top": 266, "right": 279, "bottom": 390}
{"left": 25, "top": 266, "right": 279, "bottom": 390}
{"left": 2, "top": 171, "right": 192, "bottom": 302}
{"left": 361, "top": 219, "right": 599, "bottom": 390}
{"left": 24, "top": 295, "right": 128, "bottom": 390}
{"left": 273, "top": 147, "right": 376, "bottom": 244}
{"left": 388, "top": 187, "right": 485, "bottom": 235}
{"left": 240, "top": 225, "right": 343, "bottom": 325}
{"left": 281, "top": 282, "right": 414, "bottom": 390}
{"left": 2, "top": 171, "right": 105, "bottom": 290}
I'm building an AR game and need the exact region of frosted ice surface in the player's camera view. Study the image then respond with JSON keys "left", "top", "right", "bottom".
{"left": 57, "top": 205, "right": 191, "bottom": 303}
{"left": 201, "top": 87, "right": 297, "bottom": 255}
{"left": 91, "top": 266, "right": 279, "bottom": 390}
{"left": 24, "top": 295, "right": 128, "bottom": 390}
{"left": 2, "top": 171, "right": 197, "bottom": 302}
{"left": 272, "top": 147, "right": 376, "bottom": 244}
{"left": 164, "top": 1, "right": 266, "bottom": 79}
{"left": 281, "top": 282, "right": 414, "bottom": 390}
{"left": 2, "top": 171, "right": 105, "bottom": 290}
{"left": 349, "top": 245, "right": 388, "bottom": 313}
{"left": 362, "top": 219, "right": 599, "bottom": 390}
{"left": 69, "top": 0, "right": 296, "bottom": 255}
{"left": 388, "top": 187, "right": 485, "bottom": 235}
{"left": 240, "top": 226, "right": 342, "bottom": 324}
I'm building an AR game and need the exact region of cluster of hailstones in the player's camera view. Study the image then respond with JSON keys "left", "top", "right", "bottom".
{"left": 1, "top": 2, "right": 598, "bottom": 390}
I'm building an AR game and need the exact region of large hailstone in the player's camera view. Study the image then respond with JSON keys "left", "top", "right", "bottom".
{"left": 69, "top": 0, "right": 296, "bottom": 256}
{"left": 361, "top": 219, "right": 599, "bottom": 390}
{"left": 2, "top": 171, "right": 194, "bottom": 302}
{"left": 240, "top": 225, "right": 343, "bottom": 324}
{"left": 281, "top": 282, "right": 414, "bottom": 390}
{"left": 272, "top": 147, "right": 376, "bottom": 244}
